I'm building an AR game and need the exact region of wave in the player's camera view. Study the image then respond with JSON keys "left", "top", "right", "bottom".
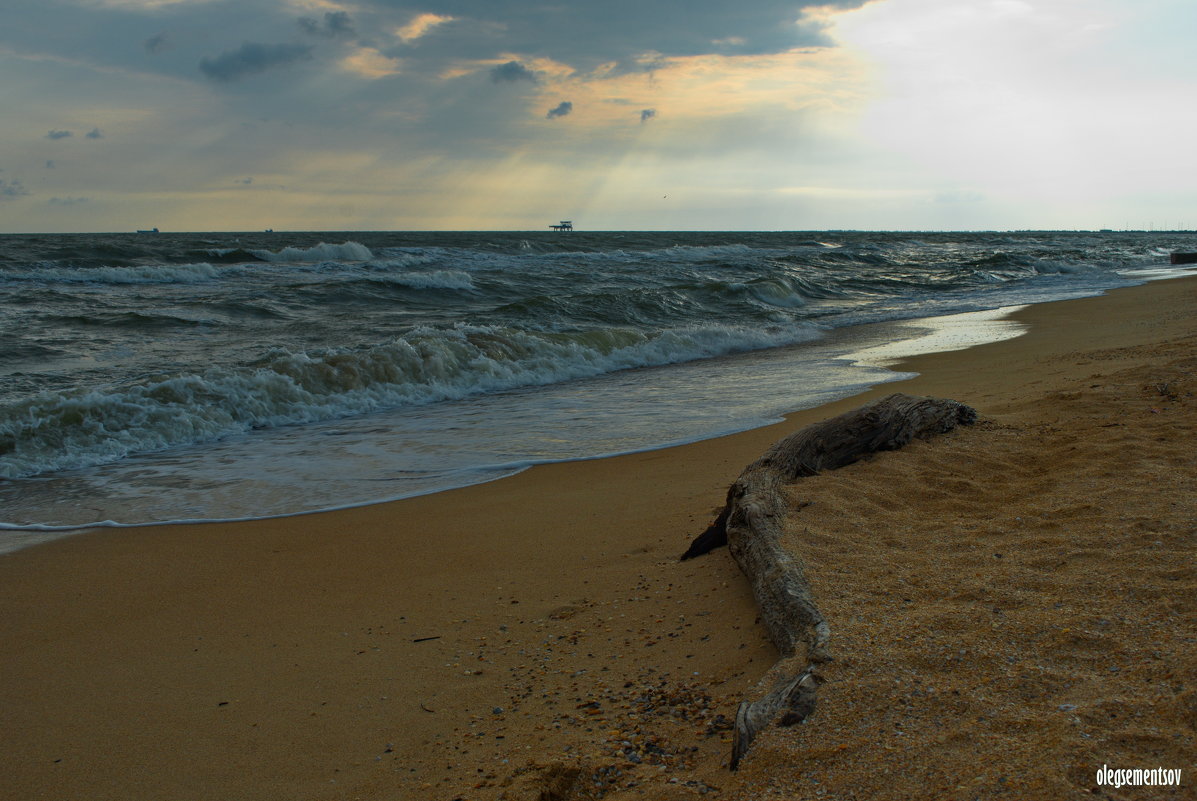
{"left": 204, "top": 247, "right": 268, "bottom": 264}
{"left": 659, "top": 243, "right": 757, "bottom": 260}
{"left": 368, "top": 270, "right": 476, "bottom": 290}
{"left": 0, "top": 342, "right": 64, "bottom": 365}
{"left": 48, "top": 310, "right": 217, "bottom": 329}
{"left": 500, "top": 267, "right": 852, "bottom": 325}
{"left": 738, "top": 277, "right": 809, "bottom": 309}
{"left": 0, "top": 321, "right": 822, "bottom": 479}
{"left": 252, "top": 241, "right": 374, "bottom": 263}
{"left": 2, "top": 262, "right": 224, "bottom": 285}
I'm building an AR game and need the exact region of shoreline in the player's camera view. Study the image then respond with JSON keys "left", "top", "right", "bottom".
{"left": 2, "top": 276, "right": 1194, "bottom": 800}
{"left": 0, "top": 287, "right": 1123, "bottom": 543}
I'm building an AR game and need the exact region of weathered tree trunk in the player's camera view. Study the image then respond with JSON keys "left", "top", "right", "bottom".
{"left": 682, "top": 393, "right": 976, "bottom": 769}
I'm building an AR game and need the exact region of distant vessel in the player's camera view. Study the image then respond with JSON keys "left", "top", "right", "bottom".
{"left": 549, "top": 220, "right": 573, "bottom": 231}
{"left": 136, "top": 227, "right": 159, "bottom": 234}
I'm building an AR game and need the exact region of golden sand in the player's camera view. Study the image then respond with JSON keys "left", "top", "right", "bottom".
{"left": 737, "top": 340, "right": 1196, "bottom": 800}
{"left": 1, "top": 278, "right": 1194, "bottom": 801}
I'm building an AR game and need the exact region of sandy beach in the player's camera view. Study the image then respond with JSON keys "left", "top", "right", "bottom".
{"left": 2, "top": 277, "right": 1194, "bottom": 801}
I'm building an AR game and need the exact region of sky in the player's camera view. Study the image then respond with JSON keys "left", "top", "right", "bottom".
{"left": 2, "top": 0, "right": 1196, "bottom": 232}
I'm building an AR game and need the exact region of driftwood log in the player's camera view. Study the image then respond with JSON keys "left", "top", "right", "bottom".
{"left": 682, "top": 393, "right": 977, "bottom": 768}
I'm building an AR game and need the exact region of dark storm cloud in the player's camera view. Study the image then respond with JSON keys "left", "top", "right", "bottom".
{"left": 1, "top": 0, "right": 246, "bottom": 85}
{"left": 298, "top": 11, "right": 356, "bottom": 38}
{"left": 86, "top": 128, "right": 104, "bottom": 140}
{"left": 199, "top": 42, "right": 315, "bottom": 83}
{"left": 1, "top": 0, "right": 869, "bottom": 105}
{"left": 368, "top": 0, "right": 871, "bottom": 74}
{"left": 640, "top": 108, "right": 656, "bottom": 123}
{"left": 45, "top": 129, "right": 73, "bottom": 140}
{"left": 490, "top": 60, "right": 538, "bottom": 83}
{"left": 546, "top": 101, "right": 572, "bottom": 119}
{"left": 0, "top": 0, "right": 876, "bottom": 195}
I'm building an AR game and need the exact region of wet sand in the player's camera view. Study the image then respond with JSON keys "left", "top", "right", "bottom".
{"left": 1, "top": 277, "right": 1194, "bottom": 801}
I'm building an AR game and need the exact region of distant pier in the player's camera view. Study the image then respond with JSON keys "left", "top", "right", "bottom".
{"left": 549, "top": 220, "right": 573, "bottom": 231}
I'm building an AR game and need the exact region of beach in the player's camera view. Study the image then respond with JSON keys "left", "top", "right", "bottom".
{"left": 2, "top": 276, "right": 1194, "bottom": 800}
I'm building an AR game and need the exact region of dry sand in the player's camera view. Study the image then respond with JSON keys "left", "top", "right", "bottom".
{"left": 1, "top": 277, "right": 1194, "bottom": 801}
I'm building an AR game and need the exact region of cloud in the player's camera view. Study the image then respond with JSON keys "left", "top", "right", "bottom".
{"left": 384, "top": 0, "right": 871, "bottom": 76}
{"left": 236, "top": 177, "right": 253, "bottom": 185}
{"left": 490, "top": 60, "right": 538, "bottom": 84}
{"left": 144, "top": 32, "right": 169, "bottom": 54}
{"left": 46, "top": 160, "right": 55, "bottom": 169}
{"left": 199, "top": 42, "right": 314, "bottom": 83}
{"left": 298, "top": 11, "right": 355, "bottom": 39}
{"left": 46, "top": 129, "right": 73, "bottom": 140}
{"left": 546, "top": 101, "right": 573, "bottom": 119}
{"left": 340, "top": 47, "right": 403, "bottom": 78}
{"left": 396, "top": 12, "right": 455, "bottom": 43}
{"left": 86, "top": 128, "right": 104, "bottom": 140}
{"left": 640, "top": 108, "right": 656, "bottom": 123}
{"left": 49, "top": 197, "right": 90, "bottom": 206}
{"left": 0, "top": 178, "right": 30, "bottom": 198}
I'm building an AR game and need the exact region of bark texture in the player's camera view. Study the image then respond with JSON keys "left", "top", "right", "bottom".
{"left": 683, "top": 393, "right": 977, "bottom": 768}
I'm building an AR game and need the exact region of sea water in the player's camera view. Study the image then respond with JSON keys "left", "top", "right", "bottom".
{"left": 1, "top": 230, "right": 1192, "bottom": 547}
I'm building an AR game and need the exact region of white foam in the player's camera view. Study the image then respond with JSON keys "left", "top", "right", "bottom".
{"left": 0, "top": 320, "right": 826, "bottom": 479}
{"left": 253, "top": 241, "right": 374, "bottom": 263}
{"left": 847, "top": 306, "right": 1028, "bottom": 367}
{"left": 0, "top": 333, "right": 905, "bottom": 533}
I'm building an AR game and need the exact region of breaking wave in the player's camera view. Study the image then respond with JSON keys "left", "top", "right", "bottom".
{"left": 252, "top": 241, "right": 374, "bottom": 263}
{"left": 370, "top": 269, "right": 475, "bottom": 290}
{"left": 0, "top": 320, "right": 821, "bottom": 478}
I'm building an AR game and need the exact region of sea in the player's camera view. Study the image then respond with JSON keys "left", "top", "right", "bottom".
{"left": 1, "top": 230, "right": 1193, "bottom": 551}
